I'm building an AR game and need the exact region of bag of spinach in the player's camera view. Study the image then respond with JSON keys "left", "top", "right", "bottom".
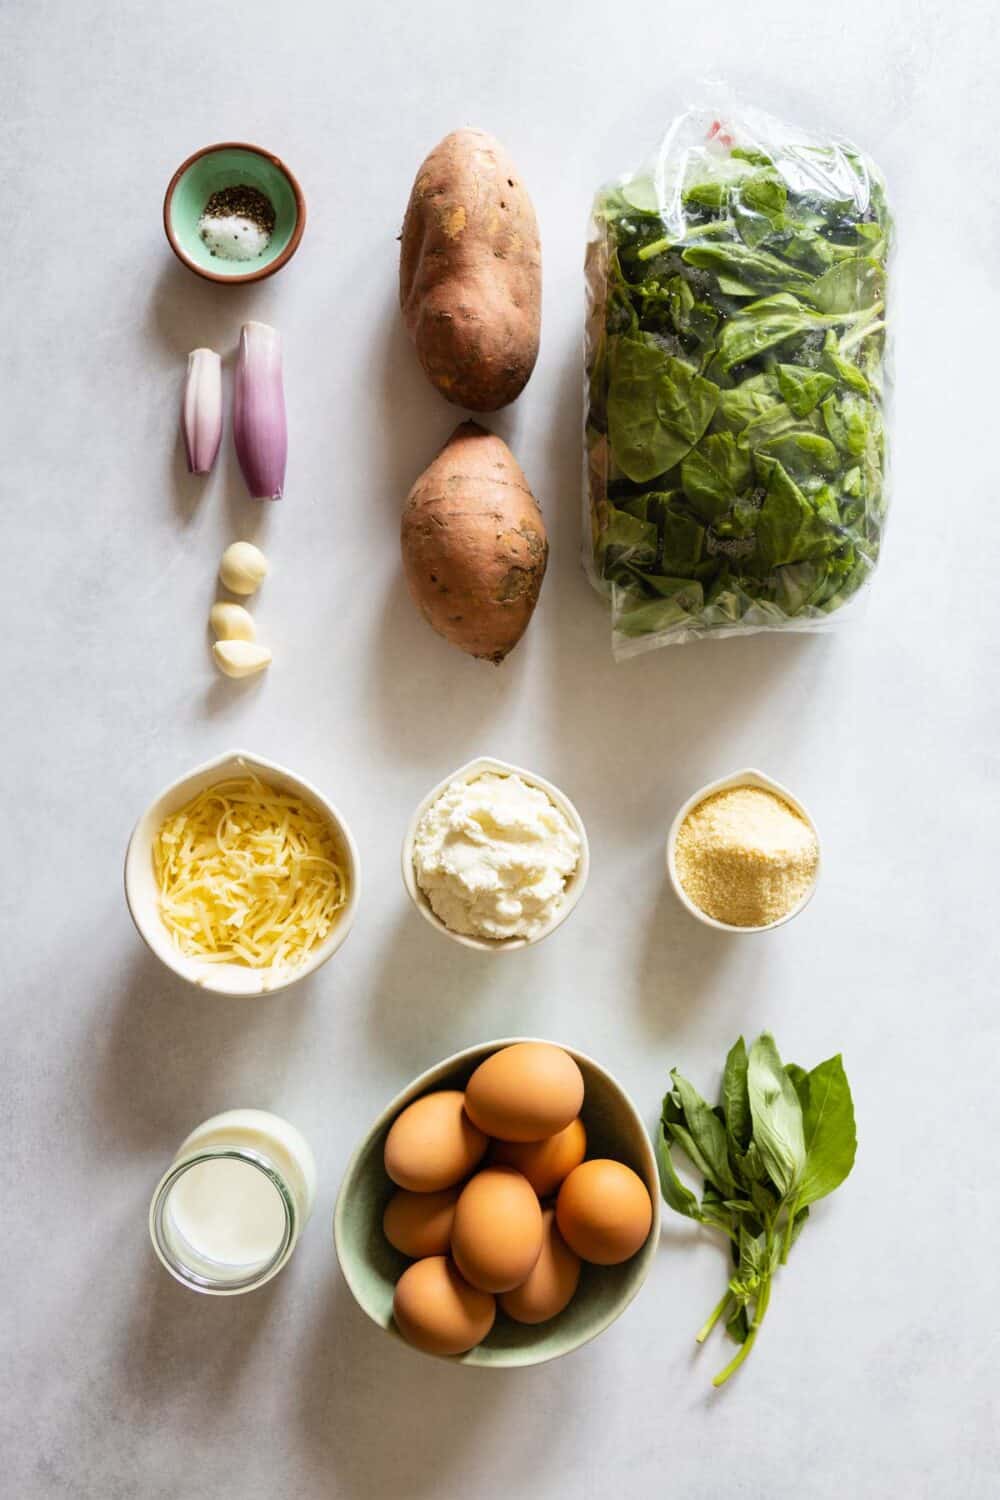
{"left": 584, "top": 103, "right": 891, "bottom": 656}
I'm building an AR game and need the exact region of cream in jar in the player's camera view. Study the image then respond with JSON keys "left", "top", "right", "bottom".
{"left": 149, "top": 1109, "right": 316, "bottom": 1294}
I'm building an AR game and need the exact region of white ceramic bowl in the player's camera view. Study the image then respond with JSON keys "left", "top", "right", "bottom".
{"left": 124, "top": 748, "right": 361, "bottom": 995}
{"left": 401, "top": 757, "right": 590, "bottom": 953}
{"left": 665, "top": 767, "right": 821, "bottom": 934}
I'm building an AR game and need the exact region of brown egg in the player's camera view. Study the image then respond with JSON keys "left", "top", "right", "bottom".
{"left": 492, "top": 1117, "right": 587, "bottom": 1197}
{"left": 383, "top": 1187, "right": 460, "bottom": 1258}
{"left": 392, "top": 1256, "right": 495, "bottom": 1356}
{"left": 556, "top": 1159, "right": 653, "bottom": 1265}
{"left": 500, "top": 1208, "right": 581, "bottom": 1325}
{"left": 384, "top": 1091, "right": 488, "bottom": 1192}
{"left": 464, "top": 1043, "right": 584, "bottom": 1142}
{"left": 451, "top": 1166, "right": 544, "bottom": 1292}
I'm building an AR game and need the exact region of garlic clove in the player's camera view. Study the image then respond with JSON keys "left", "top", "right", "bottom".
{"left": 213, "top": 640, "right": 272, "bottom": 678}
{"left": 209, "top": 601, "right": 256, "bottom": 642}
{"left": 219, "top": 540, "right": 269, "bottom": 595}
{"left": 233, "top": 321, "right": 287, "bottom": 501}
{"left": 182, "top": 348, "right": 223, "bottom": 475}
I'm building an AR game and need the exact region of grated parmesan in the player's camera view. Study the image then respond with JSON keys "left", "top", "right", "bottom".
{"left": 153, "top": 774, "right": 349, "bottom": 971}
{"left": 675, "top": 785, "right": 818, "bottom": 928}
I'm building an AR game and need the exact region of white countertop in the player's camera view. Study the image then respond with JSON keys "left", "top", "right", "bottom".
{"left": 5, "top": 1, "right": 998, "bottom": 1495}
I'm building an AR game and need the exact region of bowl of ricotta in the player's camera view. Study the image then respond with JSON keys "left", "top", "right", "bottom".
{"left": 402, "top": 758, "right": 589, "bottom": 951}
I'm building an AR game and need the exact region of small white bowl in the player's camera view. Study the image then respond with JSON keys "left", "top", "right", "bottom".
{"left": 125, "top": 749, "right": 361, "bottom": 996}
{"left": 401, "top": 757, "right": 590, "bottom": 953}
{"left": 666, "top": 767, "right": 821, "bottom": 934}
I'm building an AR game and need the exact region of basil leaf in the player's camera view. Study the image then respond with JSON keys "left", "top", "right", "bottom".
{"left": 736, "top": 1137, "right": 767, "bottom": 1179}
{"left": 656, "top": 1123, "right": 704, "bottom": 1219}
{"left": 721, "top": 1036, "right": 752, "bottom": 1153}
{"left": 747, "top": 1033, "right": 806, "bottom": 1197}
{"left": 607, "top": 338, "right": 719, "bottom": 482}
{"left": 726, "top": 1304, "right": 750, "bottom": 1344}
{"left": 788, "top": 1203, "right": 810, "bottom": 1249}
{"left": 671, "top": 1069, "right": 736, "bottom": 1192}
{"left": 749, "top": 1178, "right": 780, "bottom": 1221}
{"left": 791, "top": 1054, "right": 858, "bottom": 1208}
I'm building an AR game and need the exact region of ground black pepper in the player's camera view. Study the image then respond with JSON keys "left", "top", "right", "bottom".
{"left": 202, "top": 184, "right": 276, "bottom": 235}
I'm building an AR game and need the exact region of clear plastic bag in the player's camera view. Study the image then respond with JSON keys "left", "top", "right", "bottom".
{"left": 584, "top": 102, "right": 892, "bottom": 657}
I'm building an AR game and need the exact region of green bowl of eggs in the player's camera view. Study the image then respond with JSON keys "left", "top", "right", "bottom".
{"left": 333, "top": 1038, "right": 660, "bottom": 1366}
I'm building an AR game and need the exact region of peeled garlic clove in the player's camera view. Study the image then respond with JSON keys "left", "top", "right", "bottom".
{"left": 210, "top": 601, "right": 256, "bottom": 642}
{"left": 213, "top": 640, "right": 272, "bottom": 678}
{"left": 219, "top": 540, "right": 269, "bottom": 595}
{"left": 182, "top": 348, "right": 223, "bottom": 475}
{"left": 233, "top": 321, "right": 287, "bottom": 500}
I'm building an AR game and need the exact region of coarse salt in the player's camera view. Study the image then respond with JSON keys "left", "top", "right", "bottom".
{"left": 198, "top": 214, "right": 271, "bottom": 262}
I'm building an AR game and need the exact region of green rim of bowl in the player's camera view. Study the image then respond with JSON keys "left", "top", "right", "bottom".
{"left": 333, "top": 1037, "right": 661, "bottom": 1368}
{"left": 163, "top": 142, "right": 306, "bottom": 284}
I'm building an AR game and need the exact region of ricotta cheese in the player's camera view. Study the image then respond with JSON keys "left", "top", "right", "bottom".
{"left": 413, "top": 773, "right": 581, "bottom": 941}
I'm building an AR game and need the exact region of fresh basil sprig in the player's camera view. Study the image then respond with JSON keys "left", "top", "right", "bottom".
{"left": 658, "top": 1033, "right": 856, "bottom": 1386}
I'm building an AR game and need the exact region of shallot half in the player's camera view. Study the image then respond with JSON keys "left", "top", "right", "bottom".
{"left": 181, "top": 348, "right": 223, "bottom": 475}
{"left": 233, "top": 321, "right": 287, "bottom": 500}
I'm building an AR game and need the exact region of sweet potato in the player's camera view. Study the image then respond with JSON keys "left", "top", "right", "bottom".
{"left": 401, "top": 423, "right": 548, "bottom": 663}
{"left": 400, "top": 129, "right": 541, "bottom": 412}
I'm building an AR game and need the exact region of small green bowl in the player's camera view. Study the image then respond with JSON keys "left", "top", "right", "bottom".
{"left": 163, "top": 142, "right": 306, "bottom": 284}
{"left": 333, "top": 1037, "right": 661, "bottom": 1367}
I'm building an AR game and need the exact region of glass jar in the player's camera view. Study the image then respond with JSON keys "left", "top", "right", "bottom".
{"left": 149, "top": 1108, "right": 317, "bottom": 1295}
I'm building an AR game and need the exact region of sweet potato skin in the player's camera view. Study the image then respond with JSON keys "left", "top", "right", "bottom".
{"left": 401, "top": 423, "right": 548, "bottom": 663}
{"left": 400, "top": 129, "right": 541, "bottom": 412}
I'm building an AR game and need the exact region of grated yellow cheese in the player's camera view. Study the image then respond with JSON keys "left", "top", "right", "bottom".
{"left": 153, "top": 774, "right": 349, "bottom": 971}
{"left": 675, "top": 785, "right": 818, "bottom": 928}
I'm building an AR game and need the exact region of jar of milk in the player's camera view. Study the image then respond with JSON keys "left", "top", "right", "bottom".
{"left": 149, "top": 1109, "right": 317, "bottom": 1294}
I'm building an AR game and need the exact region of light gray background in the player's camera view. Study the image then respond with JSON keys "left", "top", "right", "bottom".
{"left": 3, "top": 1, "right": 998, "bottom": 1496}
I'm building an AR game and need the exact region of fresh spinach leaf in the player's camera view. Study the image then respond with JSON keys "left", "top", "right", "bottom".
{"left": 754, "top": 456, "right": 840, "bottom": 567}
{"left": 607, "top": 338, "right": 719, "bottom": 482}
{"left": 777, "top": 363, "right": 838, "bottom": 417}
{"left": 681, "top": 432, "right": 752, "bottom": 520}
{"left": 806, "top": 256, "right": 883, "bottom": 314}
{"left": 683, "top": 244, "right": 813, "bottom": 292}
{"left": 719, "top": 294, "right": 838, "bottom": 371}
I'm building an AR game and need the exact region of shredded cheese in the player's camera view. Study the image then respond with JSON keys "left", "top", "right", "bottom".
{"left": 153, "top": 774, "right": 349, "bottom": 971}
